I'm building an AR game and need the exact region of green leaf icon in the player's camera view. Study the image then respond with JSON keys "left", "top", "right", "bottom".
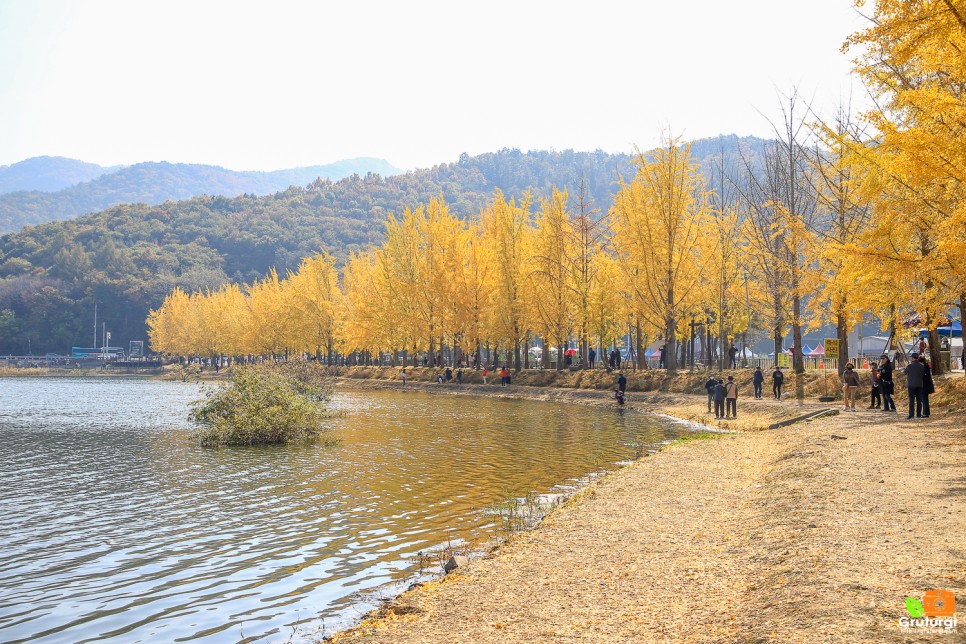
{"left": 906, "top": 597, "right": 924, "bottom": 618}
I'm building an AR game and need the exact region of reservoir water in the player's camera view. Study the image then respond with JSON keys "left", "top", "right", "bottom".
{"left": 0, "top": 377, "right": 683, "bottom": 642}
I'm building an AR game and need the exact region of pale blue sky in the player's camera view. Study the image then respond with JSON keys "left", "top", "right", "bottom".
{"left": 0, "top": 0, "right": 869, "bottom": 171}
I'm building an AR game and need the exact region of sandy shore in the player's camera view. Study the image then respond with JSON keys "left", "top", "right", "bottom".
{"left": 331, "top": 384, "right": 965, "bottom": 643}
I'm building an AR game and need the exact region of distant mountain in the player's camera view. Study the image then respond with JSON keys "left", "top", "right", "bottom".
{"left": 0, "top": 157, "right": 403, "bottom": 234}
{"left": 0, "top": 156, "right": 117, "bottom": 194}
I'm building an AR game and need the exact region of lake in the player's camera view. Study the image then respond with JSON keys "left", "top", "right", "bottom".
{"left": 0, "top": 377, "right": 684, "bottom": 642}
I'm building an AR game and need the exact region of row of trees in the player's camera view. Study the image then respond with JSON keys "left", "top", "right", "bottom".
{"left": 147, "top": 121, "right": 961, "bottom": 380}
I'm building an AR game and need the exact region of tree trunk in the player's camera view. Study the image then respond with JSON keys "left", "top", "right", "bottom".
{"left": 636, "top": 324, "right": 646, "bottom": 370}
{"left": 836, "top": 309, "right": 848, "bottom": 375}
{"left": 792, "top": 293, "right": 804, "bottom": 375}
{"left": 927, "top": 326, "right": 944, "bottom": 376}
{"left": 773, "top": 325, "right": 782, "bottom": 368}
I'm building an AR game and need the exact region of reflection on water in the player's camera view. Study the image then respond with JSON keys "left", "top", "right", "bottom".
{"left": 0, "top": 378, "right": 681, "bottom": 642}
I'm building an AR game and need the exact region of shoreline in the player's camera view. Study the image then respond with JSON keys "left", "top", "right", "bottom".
{"left": 333, "top": 376, "right": 825, "bottom": 433}
{"left": 330, "top": 380, "right": 965, "bottom": 642}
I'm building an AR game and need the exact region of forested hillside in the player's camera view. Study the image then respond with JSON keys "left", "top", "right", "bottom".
{"left": 0, "top": 137, "right": 765, "bottom": 354}
{"left": 0, "top": 157, "right": 402, "bottom": 234}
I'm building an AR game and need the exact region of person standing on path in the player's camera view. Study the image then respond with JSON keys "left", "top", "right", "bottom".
{"left": 401, "top": 368, "right": 407, "bottom": 385}
{"left": 868, "top": 367, "right": 881, "bottom": 409}
{"left": 904, "top": 353, "right": 926, "bottom": 419}
{"left": 728, "top": 345, "right": 738, "bottom": 369}
{"left": 482, "top": 367, "right": 488, "bottom": 385}
{"left": 771, "top": 366, "right": 785, "bottom": 400}
{"left": 918, "top": 355, "right": 933, "bottom": 418}
{"left": 704, "top": 373, "right": 717, "bottom": 412}
{"left": 724, "top": 376, "right": 738, "bottom": 418}
{"left": 588, "top": 348, "right": 596, "bottom": 369}
{"left": 878, "top": 355, "right": 897, "bottom": 412}
{"left": 456, "top": 367, "right": 463, "bottom": 384}
{"left": 841, "top": 363, "right": 860, "bottom": 411}
{"left": 617, "top": 372, "right": 627, "bottom": 394}
{"left": 659, "top": 345, "right": 667, "bottom": 369}
{"left": 752, "top": 367, "right": 764, "bottom": 399}
{"left": 500, "top": 366, "right": 508, "bottom": 387}
{"left": 713, "top": 379, "right": 727, "bottom": 419}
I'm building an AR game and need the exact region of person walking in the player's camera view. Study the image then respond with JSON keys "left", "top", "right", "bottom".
{"left": 868, "top": 367, "right": 881, "bottom": 409}
{"left": 878, "top": 355, "right": 897, "bottom": 412}
{"left": 500, "top": 366, "right": 508, "bottom": 387}
{"left": 617, "top": 372, "right": 627, "bottom": 394}
{"left": 728, "top": 345, "right": 738, "bottom": 369}
{"left": 842, "top": 363, "right": 860, "bottom": 411}
{"left": 904, "top": 353, "right": 926, "bottom": 419}
{"left": 724, "top": 375, "right": 738, "bottom": 418}
{"left": 771, "top": 366, "right": 785, "bottom": 400}
{"left": 588, "top": 347, "right": 596, "bottom": 369}
{"left": 704, "top": 373, "right": 717, "bottom": 412}
{"left": 659, "top": 345, "right": 667, "bottom": 369}
{"left": 752, "top": 366, "right": 764, "bottom": 399}
{"left": 919, "top": 355, "right": 933, "bottom": 418}
{"left": 713, "top": 379, "right": 726, "bottom": 419}
{"left": 401, "top": 368, "right": 407, "bottom": 385}
{"left": 456, "top": 367, "right": 463, "bottom": 384}
{"left": 482, "top": 366, "right": 488, "bottom": 385}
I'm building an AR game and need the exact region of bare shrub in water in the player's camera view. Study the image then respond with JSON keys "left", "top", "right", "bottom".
{"left": 190, "top": 363, "right": 334, "bottom": 447}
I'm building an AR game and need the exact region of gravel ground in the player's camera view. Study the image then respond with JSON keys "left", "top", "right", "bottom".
{"left": 331, "top": 393, "right": 965, "bottom": 643}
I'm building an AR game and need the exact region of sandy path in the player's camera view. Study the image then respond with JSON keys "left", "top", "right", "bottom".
{"left": 332, "top": 399, "right": 965, "bottom": 643}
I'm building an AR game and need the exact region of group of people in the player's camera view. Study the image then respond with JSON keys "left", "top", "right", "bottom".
{"left": 704, "top": 374, "right": 739, "bottom": 418}
{"left": 864, "top": 353, "right": 933, "bottom": 418}
{"left": 404, "top": 365, "right": 512, "bottom": 386}
{"left": 701, "top": 353, "right": 936, "bottom": 420}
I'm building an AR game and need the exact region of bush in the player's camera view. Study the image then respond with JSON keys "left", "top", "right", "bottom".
{"left": 190, "top": 363, "right": 334, "bottom": 447}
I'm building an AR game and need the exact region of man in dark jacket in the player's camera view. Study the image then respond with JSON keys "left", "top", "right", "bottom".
{"left": 752, "top": 367, "right": 764, "bottom": 399}
{"left": 705, "top": 373, "right": 717, "bottom": 412}
{"left": 904, "top": 353, "right": 926, "bottom": 419}
{"left": 617, "top": 372, "right": 627, "bottom": 394}
{"left": 772, "top": 366, "right": 785, "bottom": 399}
{"left": 713, "top": 379, "right": 727, "bottom": 419}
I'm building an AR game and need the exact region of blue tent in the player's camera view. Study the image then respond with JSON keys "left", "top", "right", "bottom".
{"left": 917, "top": 320, "right": 962, "bottom": 338}
{"left": 801, "top": 344, "right": 812, "bottom": 355}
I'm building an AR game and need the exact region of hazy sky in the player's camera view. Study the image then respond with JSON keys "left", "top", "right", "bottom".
{"left": 0, "top": 0, "right": 869, "bottom": 171}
